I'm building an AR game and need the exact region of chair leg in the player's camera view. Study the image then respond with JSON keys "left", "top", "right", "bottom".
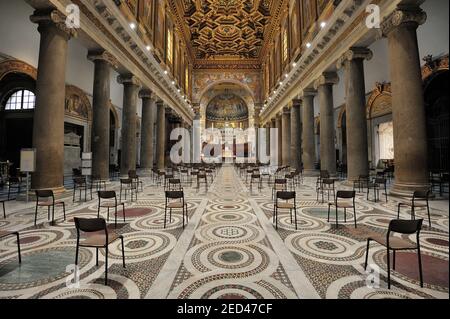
{"left": 75, "top": 242, "right": 79, "bottom": 266}
{"left": 121, "top": 237, "right": 126, "bottom": 268}
{"left": 2, "top": 201, "right": 5, "bottom": 219}
{"left": 364, "top": 239, "right": 370, "bottom": 270}
{"left": 294, "top": 207, "right": 298, "bottom": 230}
{"left": 427, "top": 204, "right": 431, "bottom": 228}
{"left": 34, "top": 205, "right": 38, "bottom": 226}
{"left": 397, "top": 204, "right": 401, "bottom": 219}
{"left": 393, "top": 250, "right": 396, "bottom": 270}
{"left": 105, "top": 246, "right": 108, "bottom": 285}
{"left": 417, "top": 245, "right": 424, "bottom": 288}
{"left": 354, "top": 206, "right": 357, "bottom": 228}
{"left": 335, "top": 207, "right": 338, "bottom": 228}
{"left": 387, "top": 248, "right": 391, "bottom": 289}
{"left": 115, "top": 206, "right": 118, "bottom": 228}
{"left": 62, "top": 203, "right": 66, "bottom": 221}
{"left": 164, "top": 206, "right": 167, "bottom": 229}
{"left": 327, "top": 204, "right": 330, "bottom": 222}
{"left": 344, "top": 208, "right": 347, "bottom": 223}
{"left": 122, "top": 204, "right": 126, "bottom": 222}
{"left": 96, "top": 248, "right": 99, "bottom": 266}
{"left": 16, "top": 232, "right": 21, "bottom": 263}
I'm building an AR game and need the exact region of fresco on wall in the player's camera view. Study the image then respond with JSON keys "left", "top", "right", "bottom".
{"left": 302, "top": 0, "right": 317, "bottom": 35}
{"left": 193, "top": 71, "right": 261, "bottom": 103}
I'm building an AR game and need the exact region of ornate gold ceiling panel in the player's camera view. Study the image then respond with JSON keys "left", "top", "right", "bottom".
{"left": 181, "top": 0, "right": 274, "bottom": 63}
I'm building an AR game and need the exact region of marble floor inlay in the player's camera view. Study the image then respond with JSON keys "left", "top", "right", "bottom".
{"left": 0, "top": 165, "right": 448, "bottom": 299}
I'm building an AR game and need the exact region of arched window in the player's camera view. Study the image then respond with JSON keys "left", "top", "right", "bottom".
{"left": 5, "top": 89, "right": 35, "bottom": 110}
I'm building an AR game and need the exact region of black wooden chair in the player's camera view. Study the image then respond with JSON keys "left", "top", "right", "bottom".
{"left": 120, "top": 179, "right": 137, "bottom": 202}
{"left": 7, "top": 177, "right": 21, "bottom": 200}
{"left": 353, "top": 175, "right": 370, "bottom": 193}
{"left": 328, "top": 190, "right": 357, "bottom": 228}
{"left": 34, "top": 190, "right": 66, "bottom": 226}
{"left": 0, "top": 230, "right": 21, "bottom": 263}
{"left": 367, "top": 178, "right": 388, "bottom": 202}
{"left": 272, "top": 178, "right": 287, "bottom": 200}
{"left": 74, "top": 217, "right": 125, "bottom": 285}
{"left": 317, "top": 178, "right": 336, "bottom": 203}
{"left": 364, "top": 219, "right": 424, "bottom": 289}
{"left": 273, "top": 191, "right": 298, "bottom": 230}
{"left": 128, "top": 170, "right": 143, "bottom": 192}
{"left": 197, "top": 173, "right": 208, "bottom": 192}
{"left": 164, "top": 191, "right": 188, "bottom": 229}
{"left": 398, "top": 190, "right": 432, "bottom": 228}
{"left": 73, "top": 177, "right": 93, "bottom": 202}
{"left": 98, "top": 191, "right": 125, "bottom": 228}
{"left": 250, "top": 173, "right": 262, "bottom": 192}
{"left": 168, "top": 178, "right": 183, "bottom": 191}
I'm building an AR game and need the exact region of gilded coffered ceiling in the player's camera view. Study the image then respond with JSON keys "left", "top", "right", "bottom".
{"left": 176, "top": 0, "right": 281, "bottom": 66}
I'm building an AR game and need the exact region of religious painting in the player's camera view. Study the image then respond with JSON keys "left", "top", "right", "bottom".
{"left": 274, "top": 35, "right": 281, "bottom": 79}
{"left": 206, "top": 93, "right": 249, "bottom": 122}
{"left": 154, "top": 1, "right": 165, "bottom": 56}
{"left": 290, "top": 0, "right": 301, "bottom": 56}
{"left": 301, "top": 0, "right": 317, "bottom": 35}
{"left": 317, "top": 0, "right": 331, "bottom": 16}
{"left": 65, "top": 94, "right": 89, "bottom": 120}
{"left": 139, "top": 0, "right": 154, "bottom": 36}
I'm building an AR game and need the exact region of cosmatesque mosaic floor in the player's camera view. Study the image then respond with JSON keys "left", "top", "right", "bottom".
{"left": 0, "top": 166, "right": 448, "bottom": 299}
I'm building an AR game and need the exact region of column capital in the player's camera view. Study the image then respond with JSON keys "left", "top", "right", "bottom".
{"left": 301, "top": 88, "right": 317, "bottom": 98}
{"left": 139, "top": 89, "right": 155, "bottom": 100}
{"left": 30, "top": 9, "right": 77, "bottom": 40}
{"left": 292, "top": 99, "right": 302, "bottom": 108}
{"left": 314, "top": 72, "right": 339, "bottom": 90}
{"left": 88, "top": 50, "right": 119, "bottom": 69}
{"left": 156, "top": 99, "right": 165, "bottom": 106}
{"left": 282, "top": 106, "right": 291, "bottom": 115}
{"left": 336, "top": 47, "right": 373, "bottom": 69}
{"left": 381, "top": 6, "right": 427, "bottom": 36}
{"left": 117, "top": 74, "right": 141, "bottom": 87}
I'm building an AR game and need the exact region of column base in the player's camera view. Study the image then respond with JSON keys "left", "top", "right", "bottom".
{"left": 303, "top": 169, "right": 319, "bottom": 177}
{"left": 390, "top": 181, "right": 431, "bottom": 197}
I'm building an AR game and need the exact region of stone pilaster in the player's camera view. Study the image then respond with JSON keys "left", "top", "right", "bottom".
{"left": 337, "top": 47, "right": 373, "bottom": 182}
{"left": 139, "top": 90, "right": 156, "bottom": 170}
{"left": 156, "top": 100, "right": 166, "bottom": 169}
{"left": 276, "top": 115, "right": 283, "bottom": 166}
{"left": 281, "top": 107, "right": 291, "bottom": 166}
{"left": 290, "top": 99, "right": 302, "bottom": 171}
{"left": 381, "top": 6, "right": 429, "bottom": 195}
{"left": 117, "top": 74, "right": 141, "bottom": 176}
{"left": 88, "top": 51, "right": 118, "bottom": 180}
{"left": 314, "top": 72, "right": 339, "bottom": 175}
{"left": 301, "top": 89, "right": 317, "bottom": 175}
{"left": 30, "top": 10, "right": 77, "bottom": 192}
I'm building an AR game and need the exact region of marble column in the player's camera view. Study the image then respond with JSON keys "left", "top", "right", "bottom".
{"left": 156, "top": 100, "right": 166, "bottom": 169}
{"left": 337, "top": 48, "right": 373, "bottom": 182}
{"left": 290, "top": 99, "right": 302, "bottom": 170}
{"left": 118, "top": 75, "right": 141, "bottom": 176}
{"left": 88, "top": 51, "right": 117, "bottom": 180}
{"left": 282, "top": 107, "right": 291, "bottom": 166}
{"left": 140, "top": 90, "right": 155, "bottom": 171}
{"left": 381, "top": 7, "right": 429, "bottom": 195}
{"left": 276, "top": 115, "right": 283, "bottom": 166}
{"left": 30, "top": 10, "right": 76, "bottom": 191}
{"left": 315, "top": 72, "right": 339, "bottom": 175}
{"left": 302, "top": 89, "right": 317, "bottom": 174}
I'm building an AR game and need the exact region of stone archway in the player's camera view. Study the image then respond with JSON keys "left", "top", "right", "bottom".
{"left": 0, "top": 59, "right": 37, "bottom": 81}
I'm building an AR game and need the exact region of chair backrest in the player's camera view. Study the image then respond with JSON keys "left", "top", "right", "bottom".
{"left": 252, "top": 173, "right": 261, "bottom": 178}
{"left": 9, "top": 177, "right": 20, "bottom": 184}
{"left": 359, "top": 175, "right": 370, "bottom": 180}
{"left": 165, "top": 174, "right": 174, "bottom": 179}
{"left": 413, "top": 190, "right": 430, "bottom": 200}
{"left": 35, "top": 189, "right": 54, "bottom": 199}
{"left": 128, "top": 170, "right": 137, "bottom": 178}
{"left": 336, "top": 190, "right": 355, "bottom": 199}
{"left": 388, "top": 219, "right": 423, "bottom": 235}
{"left": 375, "top": 178, "right": 386, "bottom": 185}
{"left": 72, "top": 168, "right": 82, "bottom": 177}
{"left": 169, "top": 178, "right": 181, "bottom": 184}
{"left": 320, "top": 170, "right": 330, "bottom": 179}
{"left": 121, "top": 178, "right": 133, "bottom": 184}
{"left": 98, "top": 191, "right": 116, "bottom": 199}
{"left": 277, "top": 191, "right": 295, "bottom": 201}
{"left": 322, "top": 178, "right": 335, "bottom": 185}
{"left": 74, "top": 217, "right": 107, "bottom": 233}
{"left": 274, "top": 178, "right": 287, "bottom": 185}
{"left": 73, "top": 177, "right": 86, "bottom": 185}
{"left": 166, "top": 191, "right": 184, "bottom": 199}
